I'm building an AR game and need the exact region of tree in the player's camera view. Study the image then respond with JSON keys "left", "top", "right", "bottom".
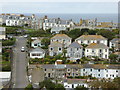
{"left": 67, "top": 29, "right": 82, "bottom": 40}
{"left": 25, "top": 84, "right": 33, "bottom": 90}
{"left": 76, "top": 59, "right": 80, "bottom": 64}
{"left": 55, "top": 84, "right": 65, "bottom": 90}
{"left": 109, "top": 53, "right": 118, "bottom": 62}
{"left": 97, "top": 30, "right": 115, "bottom": 40}
{"left": 41, "top": 38, "right": 50, "bottom": 49}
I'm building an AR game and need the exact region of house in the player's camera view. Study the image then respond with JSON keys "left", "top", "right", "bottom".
{"left": 0, "top": 27, "right": 6, "bottom": 40}
{"left": 66, "top": 42, "right": 83, "bottom": 61}
{"left": 85, "top": 43, "right": 109, "bottom": 59}
{"left": 49, "top": 42, "right": 63, "bottom": 56}
{"left": 31, "top": 38, "right": 44, "bottom": 48}
{"left": 81, "top": 64, "right": 120, "bottom": 79}
{"left": 29, "top": 47, "right": 45, "bottom": 59}
{"left": 43, "top": 17, "right": 75, "bottom": 30}
{"left": 51, "top": 26, "right": 67, "bottom": 34}
{"left": 64, "top": 79, "right": 89, "bottom": 88}
{"left": 75, "top": 35, "right": 108, "bottom": 46}
{"left": 109, "top": 38, "right": 120, "bottom": 51}
{"left": 0, "top": 72, "right": 11, "bottom": 88}
{"left": 51, "top": 34, "right": 72, "bottom": 48}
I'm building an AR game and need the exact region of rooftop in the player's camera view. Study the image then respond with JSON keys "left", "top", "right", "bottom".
{"left": 76, "top": 35, "right": 107, "bottom": 40}
{"left": 86, "top": 43, "right": 109, "bottom": 49}
{"left": 69, "top": 42, "right": 83, "bottom": 48}
{"left": 51, "top": 34, "right": 71, "bottom": 40}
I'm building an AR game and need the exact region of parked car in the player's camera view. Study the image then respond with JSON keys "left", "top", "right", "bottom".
{"left": 21, "top": 47, "right": 25, "bottom": 52}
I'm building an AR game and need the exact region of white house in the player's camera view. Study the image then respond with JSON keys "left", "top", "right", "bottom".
{"left": 66, "top": 42, "right": 83, "bottom": 61}
{"left": 31, "top": 38, "right": 44, "bottom": 48}
{"left": 75, "top": 35, "right": 108, "bottom": 46}
{"left": 0, "top": 42, "right": 2, "bottom": 53}
{"left": 64, "top": 79, "right": 89, "bottom": 88}
{"left": 51, "top": 34, "right": 72, "bottom": 48}
{"left": 29, "top": 47, "right": 45, "bottom": 59}
{"left": 49, "top": 42, "right": 63, "bottom": 56}
{"left": 51, "top": 26, "right": 67, "bottom": 34}
{"left": 85, "top": 43, "right": 109, "bottom": 59}
{"left": 0, "top": 72, "right": 11, "bottom": 88}
{"left": 0, "top": 27, "right": 6, "bottom": 40}
{"left": 81, "top": 64, "right": 120, "bottom": 79}
{"left": 43, "top": 17, "right": 75, "bottom": 30}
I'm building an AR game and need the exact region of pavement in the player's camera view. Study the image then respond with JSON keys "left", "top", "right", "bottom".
{"left": 12, "top": 36, "right": 29, "bottom": 88}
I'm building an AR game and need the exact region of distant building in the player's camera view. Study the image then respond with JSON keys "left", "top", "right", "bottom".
{"left": 51, "top": 34, "right": 72, "bottom": 48}
{"left": 43, "top": 17, "right": 75, "bottom": 30}
{"left": 85, "top": 43, "right": 109, "bottom": 59}
{"left": 75, "top": 35, "right": 108, "bottom": 46}
{"left": 66, "top": 42, "right": 83, "bottom": 61}
{"left": 51, "top": 26, "right": 67, "bottom": 34}
{"left": 0, "top": 27, "right": 6, "bottom": 40}
{"left": 29, "top": 47, "right": 45, "bottom": 58}
{"left": 49, "top": 42, "right": 63, "bottom": 56}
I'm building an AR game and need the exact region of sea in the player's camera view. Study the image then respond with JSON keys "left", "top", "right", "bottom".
{"left": 24, "top": 13, "right": 118, "bottom": 23}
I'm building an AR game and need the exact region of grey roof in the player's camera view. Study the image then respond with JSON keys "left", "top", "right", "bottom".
{"left": 110, "top": 38, "right": 119, "bottom": 43}
{"left": 30, "top": 64, "right": 120, "bottom": 69}
{"left": 86, "top": 43, "right": 109, "bottom": 49}
{"left": 69, "top": 42, "right": 83, "bottom": 48}
{"left": 30, "top": 47, "right": 45, "bottom": 53}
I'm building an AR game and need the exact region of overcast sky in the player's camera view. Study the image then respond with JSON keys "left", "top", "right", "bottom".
{"left": 0, "top": 0, "right": 118, "bottom": 14}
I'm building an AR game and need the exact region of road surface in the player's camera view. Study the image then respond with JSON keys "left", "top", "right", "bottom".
{"left": 12, "top": 36, "right": 29, "bottom": 88}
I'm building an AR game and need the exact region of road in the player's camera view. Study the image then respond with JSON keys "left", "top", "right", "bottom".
{"left": 12, "top": 36, "right": 29, "bottom": 88}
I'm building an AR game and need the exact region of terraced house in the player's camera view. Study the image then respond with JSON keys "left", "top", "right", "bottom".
{"left": 28, "top": 63, "right": 120, "bottom": 80}
{"left": 43, "top": 16, "right": 75, "bottom": 30}
{"left": 51, "top": 34, "right": 72, "bottom": 48}
{"left": 75, "top": 35, "right": 108, "bottom": 46}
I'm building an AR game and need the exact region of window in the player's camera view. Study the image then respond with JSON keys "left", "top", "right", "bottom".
{"left": 91, "top": 69, "right": 92, "bottom": 71}
{"left": 34, "top": 44, "right": 37, "bottom": 46}
{"left": 59, "top": 48, "right": 62, "bottom": 51}
{"left": 87, "top": 50, "right": 89, "bottom": 52}
{"left": 88, "top": 40, "right": 90, "bottom": 43}
{"left": 113, "top": 75, "right": 114, "bottom": 77}
{"left": 51, "top": 48, "right": 53, "bottom": 51}
{"left": 98, "top": 69, "right": 100, "bottom": 72}
{"left": 99, "top": 49, "right": 102, "bottom": 53}
{"left": 105, "top": 49, "right": 107, "bottom": 52}
{"left": 106, "top": 74, "right": 108, "bottom": 77}
{"left": 45, "top": 69, "right": 46, "bottom": 71}
{"left": 98, "top": 74, "right": 100, "bottom": 76}
{"left": 92, "top": 50, "right": 94, "bottom": 53}
{"left": 105, "top": 55, "right": 107, "bottom": 58}
{"left": 116, "top": 70, "right": 118, "bottom": 72}
{"left": 83, "top": 69, "right": 85, "bottom": 71}
{"left": 77, "top": 48, "right": 79, "bottom": 51}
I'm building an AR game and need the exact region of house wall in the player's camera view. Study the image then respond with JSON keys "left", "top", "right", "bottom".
{"left": 85, "top": 48, "right": 109, "bottom": 59}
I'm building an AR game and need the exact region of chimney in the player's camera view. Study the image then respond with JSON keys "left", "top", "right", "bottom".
{"left": 44, "top": 15, "right": 48, "bottom": 19}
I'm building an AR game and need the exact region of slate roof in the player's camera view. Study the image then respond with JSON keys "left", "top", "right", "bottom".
{"left": 69, "top": 42, "right": 83, "bottom": 48}
{"left": 86, "top": 43, "right": 109, "bottom": 49}
{"left": 110, "top": 38, "right": 119, "bottom": 43}
{"left": 0, "top": 27, "right": 5, "bottom": 35}
{"left": 51, "top": 34, "right": 71, "bottom": 40}
{"left": 30, "top": 47, "right": 45, "bottom": 53}
{"left": 76, "top": 35, "right": 107, "bottom": 40}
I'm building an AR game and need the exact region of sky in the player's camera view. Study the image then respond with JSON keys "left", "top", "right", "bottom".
{"left": 0, "top": 0, "right": 118, "bottom": 14}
